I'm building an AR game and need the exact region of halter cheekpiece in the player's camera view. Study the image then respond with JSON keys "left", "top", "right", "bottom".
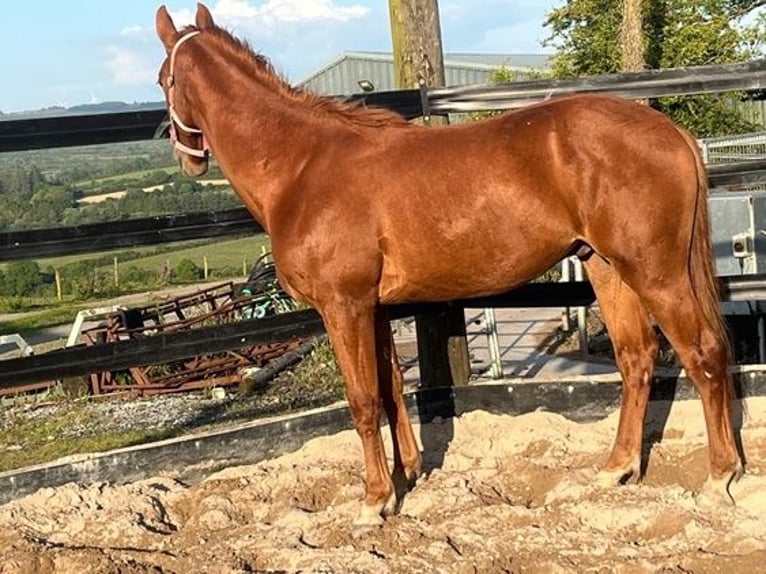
{"left": 167, "top": 30, "right": 210, "bottom": 159}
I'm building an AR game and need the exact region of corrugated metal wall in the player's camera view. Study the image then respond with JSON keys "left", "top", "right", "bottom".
{"left": 302, "top": 58, "right": 398, "bottom": 94}
{"left": 298, "top": 53, "right": 549, "bottom": 96}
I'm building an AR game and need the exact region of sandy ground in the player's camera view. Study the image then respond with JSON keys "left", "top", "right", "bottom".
{"left": 1, "top": 397, "right": 765, "bottom": 574}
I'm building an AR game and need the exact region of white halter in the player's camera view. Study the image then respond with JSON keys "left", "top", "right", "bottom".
{"left": 166, "top": 31, "right": 210, "bottom": 159}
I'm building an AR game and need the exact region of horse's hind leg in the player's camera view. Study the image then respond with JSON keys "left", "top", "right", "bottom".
{"left": 584, "top": 255, "right": 660, "bottom": 485}
{"left": 375, "top": 309, "right": 422, "bottom": 497}
{"left": 640, "top": 283, "right": 742, "bottom": 503}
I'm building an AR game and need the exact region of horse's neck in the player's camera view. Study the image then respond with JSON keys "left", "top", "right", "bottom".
{"left": 194, "top": 70, "right": 317, "bottom": 232}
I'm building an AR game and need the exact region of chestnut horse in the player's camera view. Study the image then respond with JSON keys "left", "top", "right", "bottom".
{"left": 156, "top": 4, "right": 742, "bottom": 525}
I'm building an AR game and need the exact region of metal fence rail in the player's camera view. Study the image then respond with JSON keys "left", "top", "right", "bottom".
{"left": 429, "top": 58, "right": 766, "bottom": 113}
{"left": 701, "top": 131, "right": 766, "bottom": 164}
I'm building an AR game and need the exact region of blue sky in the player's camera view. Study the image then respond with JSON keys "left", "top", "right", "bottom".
{"left": 0, "top": 1, "right": 558, "bottom": 113}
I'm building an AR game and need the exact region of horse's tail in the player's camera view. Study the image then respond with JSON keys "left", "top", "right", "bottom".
{"left": 684, "top": 129, "right": 731, "bottom": 364}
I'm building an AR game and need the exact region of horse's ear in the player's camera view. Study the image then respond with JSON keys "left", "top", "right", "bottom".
{"left": 156, "top": 5, "right": 180, "bottom": 53}
{"left": 196, "top": 3, "right": 216, "bottom": 30}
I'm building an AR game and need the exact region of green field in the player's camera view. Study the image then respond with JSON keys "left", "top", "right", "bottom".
{"left": 112, "top": 234, "right": 271, "bottom": 273}
{"left": 0, "top": 234, "right": 273, "bottom": 331}
{"left": 74, "top": 165, "right": 179, "bottom": 188}
{"left": 3, "top": 234, "right": 270, "bottom": 276}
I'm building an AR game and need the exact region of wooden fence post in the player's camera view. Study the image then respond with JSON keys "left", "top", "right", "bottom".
{"left": 389, "top": 0, "right": 470, "bottom": 386}
{"left": 54, "top": 269, "right": 62, "bottom": 301}
{"left": 415, "top": 304, "right": 470, "bottom": 387}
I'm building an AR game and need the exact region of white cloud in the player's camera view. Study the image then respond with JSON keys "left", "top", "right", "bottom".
{"left": 100, "top": 1, "right": 375, "bottom": 98}
{"left": 213, "top": 0, "right": 259, "bottom": 21}
{"left": 170, "top": 0, "right": 369, "bottom": 28}
{"left": 120, "top": 25, "right": 146, "bottom": 37}
{"left": 105, "top": 46, "right": 156, "bottom": 86}
{"left": 168, "top": 8, "right": 196, "bottom": 26}
{"left": 255, "top": 0, "right": 368, "bottom": 22}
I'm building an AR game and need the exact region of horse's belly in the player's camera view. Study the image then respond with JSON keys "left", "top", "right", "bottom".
{"left": 374, "top": 210, "right": 574, "bottom": 303}
{"left": 377, "top": 249, "right": 557, "bottom": 304}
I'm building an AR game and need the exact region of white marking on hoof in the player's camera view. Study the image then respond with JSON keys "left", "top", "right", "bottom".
{"left": 596, "top": 469, "right": 625, "bottom": 487}
{"left": 354, "top": 504, "right": 385, "bottom": 527}
{"left": 596, "top": 462, "right": 639, "bottom": 487}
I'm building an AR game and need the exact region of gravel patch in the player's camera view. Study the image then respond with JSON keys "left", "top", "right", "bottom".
{"left": 0, "top": 344, "right": 346, "bottom": 471}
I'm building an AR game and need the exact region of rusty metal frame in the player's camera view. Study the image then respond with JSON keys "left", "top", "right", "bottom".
{"left": 81, "top": 281, "right": 302, "bottom": 396}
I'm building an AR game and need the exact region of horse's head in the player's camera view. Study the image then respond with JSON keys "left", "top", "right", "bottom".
{"left": 155, "top": 4, "right": 215, "bottom": 177}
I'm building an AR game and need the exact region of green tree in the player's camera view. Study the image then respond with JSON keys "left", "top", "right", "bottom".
{"left": 22, "top": 186, "right": 77, "bottom": 227}
{"left": 61, "top": 259, "right": 117, "bottom": 299}
{"left": 544, "top": 0, "right": 766, "bottom": 136}
{"left": 2, "top": 260, "right": 43, "bottom": 297}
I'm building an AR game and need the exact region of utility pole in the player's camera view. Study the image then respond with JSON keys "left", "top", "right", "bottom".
{"left": 620, "top": 0, "right": 646, "bottom": 107}
{"left": 620, "top": 0, "right": 645, "bottom": 72}
{"left": 388, "top": 0, "right": 470, "bottom": 386}
{"left": 389, "top": 0, "right": 447, "bottom": 125}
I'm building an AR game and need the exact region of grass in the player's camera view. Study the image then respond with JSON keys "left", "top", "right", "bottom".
{"left": 107, "top": 235, "right": 271, "bottom": 273}
{"left": 0, "top": 239, "right": 209, "bottom": 272}
{"left": 0, "top": 304, "right": 87, "bottom": 335}
{"left": 74, "top": 165, "right": 227, "bottom": 191}
{"left": 0, "top": 402, "right": 172, "bottom": 473}
{"left": 0, "top": 235, "right": 271, "bottom": 335}
{"left": 21, "top": 235, "right": 271, "bottom": 274}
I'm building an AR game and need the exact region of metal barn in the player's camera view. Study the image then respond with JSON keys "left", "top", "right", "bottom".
{"left": 296, "top": 51, "right": 552, "bottom": 96}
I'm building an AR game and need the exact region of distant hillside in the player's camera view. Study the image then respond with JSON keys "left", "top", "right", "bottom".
{"left": 0, "top": 101, "right": 165, "bottom": 121}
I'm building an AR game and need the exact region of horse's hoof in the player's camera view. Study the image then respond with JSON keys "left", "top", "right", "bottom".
{"left": 695, "top": 478, "right": 735, "bottom": 509}
{"left": 695, "top": 465, "right": 743, "bottom": 509}
{"left": 354, "top": 501, "right": 387, "bottom": 527}
{"left": 596, "top": 464, "right": 638, "bottom": 487}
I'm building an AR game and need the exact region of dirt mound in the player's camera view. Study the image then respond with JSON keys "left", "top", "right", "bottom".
{"left": 1, "top": 398, "right": 765, "bottom": 573}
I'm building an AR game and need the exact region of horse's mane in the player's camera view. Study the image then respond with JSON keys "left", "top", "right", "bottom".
{"left": 193, "top": 26, "right": 411, "bottom": 129}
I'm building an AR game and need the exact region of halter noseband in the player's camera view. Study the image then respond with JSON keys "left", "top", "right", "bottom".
{"left": 166, "top": 31, "right": 210, "bottom": 159}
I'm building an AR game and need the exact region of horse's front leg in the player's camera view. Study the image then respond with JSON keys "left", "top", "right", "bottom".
{"left": 322, "top": 301, "right": 395, "bottom": 526}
